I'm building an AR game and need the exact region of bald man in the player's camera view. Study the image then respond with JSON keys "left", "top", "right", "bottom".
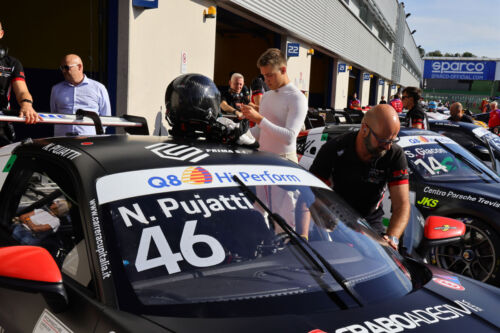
{"left": 50, "top": 54, "right": 111, "bottom": 136}
{"left": 310, "top": 104, "right": 410, "bottom": 249}
{"left": 448, "top": 102, "right": 473, "bottom": 123}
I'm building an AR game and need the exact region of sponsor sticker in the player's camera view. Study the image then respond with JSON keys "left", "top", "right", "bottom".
{"left": 33, "top": 309, "right": 73, "bottom": 333}
{"left": 398, "top": 135, "right": 455, "bottom": 148}
{"left": 433, "top": 275, "right": 465, "bottom": 291}
{"left": 97, "top": 165, "right": 330, "bottom": 204}
{"left": 2, "top": 154, "right": 16, "bottom": 172}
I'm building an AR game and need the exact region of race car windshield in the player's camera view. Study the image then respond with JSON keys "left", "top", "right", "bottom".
{"left": 97, "top": 165, "right": 413, "bottom": 314}
{"left": 403, "top": 142, "right": 498, "bottom": 182}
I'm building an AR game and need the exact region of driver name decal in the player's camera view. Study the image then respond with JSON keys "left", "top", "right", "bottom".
{"left": 331, "top": 300, "right": 482, "bottom": 333}
{"left": 42, "top": 143, "right": 81, "bottom": 160}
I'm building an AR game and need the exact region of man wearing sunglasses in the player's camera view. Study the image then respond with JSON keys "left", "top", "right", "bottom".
{"left": 0, "top": 21, "right": 42, "bottom": 144}
{"left": 50, "top": 54, "right": 111, "bottom": 136}
{"left": 402, "top": 86, "right": 426, "bottom": 129}
{"left": 310, "top": 104, "right": 410, "bottom": 250}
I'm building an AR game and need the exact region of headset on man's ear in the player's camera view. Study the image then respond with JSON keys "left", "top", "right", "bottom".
{"left": 0, "top": 45, "right": 8, "bottom": 59}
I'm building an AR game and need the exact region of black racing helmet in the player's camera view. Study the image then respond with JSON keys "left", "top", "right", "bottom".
{"left": 165, "top": 74, "right": 221, "bottom": 135}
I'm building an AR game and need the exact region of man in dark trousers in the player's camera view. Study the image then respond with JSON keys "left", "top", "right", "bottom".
{"left": 310, "top": 104, "right": 410, "bottom": 249}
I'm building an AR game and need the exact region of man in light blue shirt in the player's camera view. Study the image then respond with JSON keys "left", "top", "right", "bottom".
{"left": 50, "top": 54, "right": 111, "bottom": 136}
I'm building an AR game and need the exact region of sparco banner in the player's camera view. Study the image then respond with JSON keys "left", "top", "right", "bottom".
{"left": 423, "top": 60, "right": 496, "bottom": 80}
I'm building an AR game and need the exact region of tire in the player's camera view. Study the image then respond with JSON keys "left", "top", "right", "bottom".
{"left": 430, "top": 217, "right": 500, "bottom": 286}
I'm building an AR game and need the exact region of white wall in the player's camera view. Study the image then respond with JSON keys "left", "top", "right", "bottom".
{"left": 117, "top": 0, "right": 217, "bottom": 135}
{"left": 400, "top": 66, "right": 420, "bottom": 88}
{"left": 360, "top": 72, "right": 371, "bottom": 107}
{"left": 285, "top": 37, "right": 312, "bottom": 98}
{"left": 333, "top": 62, "right": 351, "bottom": 109}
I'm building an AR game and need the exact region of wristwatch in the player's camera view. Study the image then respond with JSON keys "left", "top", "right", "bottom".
{"left": 20, "top": 99, "right": 33, "bottom": 104}
{"left": 386, "top": 234, "right": 399, "bottom": 246}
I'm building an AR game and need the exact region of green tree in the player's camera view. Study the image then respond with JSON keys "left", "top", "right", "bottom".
{"left": 426, "top": 50, "right": 443, "bottom": 56}
{"left": 462, "top": 52, "right": 476, "bottom": 57}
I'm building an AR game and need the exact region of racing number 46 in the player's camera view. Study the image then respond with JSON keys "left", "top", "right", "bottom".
{"left": 135, "top": 220, "right": 225, "bottom": 274}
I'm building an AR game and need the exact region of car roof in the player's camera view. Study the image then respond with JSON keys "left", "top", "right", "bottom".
{"left": 322, "top": 123, "right": 437, "bottom": 137}
{"left": 428, "top": 119, "right": 479, "bottom": 130}
{"left": 13, "top": 135, "right": 295, "bottom": 175}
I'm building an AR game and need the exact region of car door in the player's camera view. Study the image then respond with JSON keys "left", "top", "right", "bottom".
{"left": 0, "top": 155, "right": 103, "bottom": 333}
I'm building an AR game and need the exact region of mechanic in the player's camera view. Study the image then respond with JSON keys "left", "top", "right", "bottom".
{"left": 348, "top": 92, "right": 360, "bottom": 109}
{"left": 427, "top": 100, "right": 437, "bottom": 112}
{"left": 488, "top": 101, "right": 500, "bottom": 129}
{"left": 402, "top": 86, "right": 426, "bottom": 129}
{"left": 448, "top": 102, "right": 474, "bottom": 123}
{"left": 309, "top": 104, "right": 410, "bottom": 250}
{"left": 11, "top": 199, "right": 70, "bottom": 246}
{"left": 0, "top": 21, "right": 42, "bottom": 144}
{"left": 240, "top": 48, "right": 308, "bottom": 163}
{"left": 250, "top": 74, "right": 269, "bottom": 106}
{"left": 220, "top": 73, "right": 251, "bottom": 119}
{"left": 50, "top": 54, "right": 111, "bottom": 136}
{"left": 390, "top": 94, "right": 403, "bottom": 113}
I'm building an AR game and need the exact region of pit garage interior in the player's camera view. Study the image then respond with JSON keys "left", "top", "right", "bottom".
{"left": 1, "top": 0, "right": 116, "bottom": 139}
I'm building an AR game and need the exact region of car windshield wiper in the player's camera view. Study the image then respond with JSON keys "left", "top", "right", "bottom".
{"left": 435, "top": 139, "right": 498, "bottom": 182}
{"left": 232, "top": 175, "right": 363, "bottom": 308}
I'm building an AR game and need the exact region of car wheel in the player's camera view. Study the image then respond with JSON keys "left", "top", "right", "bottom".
{"left": 430, "top": 217, "right": 500, "bottom": 286}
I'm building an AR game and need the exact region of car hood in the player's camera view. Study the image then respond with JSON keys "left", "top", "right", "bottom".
{"left": 144, "top": 266, "right": 500, "bottom": 332}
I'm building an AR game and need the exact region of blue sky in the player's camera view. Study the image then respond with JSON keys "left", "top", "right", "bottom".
{"left": 404, "top": 0, "right": 500, "bottom": 58}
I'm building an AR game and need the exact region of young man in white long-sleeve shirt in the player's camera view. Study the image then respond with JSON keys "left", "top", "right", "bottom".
{"left": 241, "top": 48, "right": 310, "bottom": 240}
{"left": 241, "top": 48, "right": 307, "bottom": 163}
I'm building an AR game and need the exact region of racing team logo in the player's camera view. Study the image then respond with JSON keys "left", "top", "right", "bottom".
{"left": 432, "top": 275, "right": 465, "bottom": 291}
{"left": 145, "top": 143, "right": 209, "bottom": 163}
{"left": 418, "top": 136, "right": 429, "bottom": 143}
{"left": 434, "top": 224, "right": 457, "bottom": 232}
{"left": 181, "top": 166, "right": 212, "bottom": 185}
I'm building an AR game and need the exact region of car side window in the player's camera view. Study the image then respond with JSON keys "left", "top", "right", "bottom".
{"left": 4, "top": 160, "right": 94, "bottom": 293}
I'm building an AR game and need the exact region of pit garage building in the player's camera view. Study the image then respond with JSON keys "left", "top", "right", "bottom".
{"left": 3, "top": 0, "right": 422, "bottom": 135}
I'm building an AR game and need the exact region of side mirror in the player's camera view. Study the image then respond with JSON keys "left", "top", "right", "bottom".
{"left": 417, "top": 216, "right": 465, "bottom": 257}
{"left": 0, "top": 246, "right": 68, "bottom": 313}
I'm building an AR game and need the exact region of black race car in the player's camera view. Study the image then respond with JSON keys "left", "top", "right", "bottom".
{"left": 0, "top": 131, "right": 499, "bottom": 332}
{"left": 428, "top": 119, "right": 500, "bottom": 175}
{"left": 298, "top": 124, "right": 500, "bottom": 286}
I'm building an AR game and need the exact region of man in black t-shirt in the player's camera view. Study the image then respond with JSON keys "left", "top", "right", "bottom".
{"left": 402, "top": 86, "right": 426, "bottom": 129}
{"left": 0, "top": 21, "right": 42, "bottom": 144}
{"left": 220, "top": 73, "right": 250, "bottom": 119}
{"left": 250, "top": 74, "right": 269, "bottom": 106}
{"left": 448, "top": 102, "right": 473, "bottom": 123}
{"left": 310, "top": 104, "right": 410, "bottom": 249}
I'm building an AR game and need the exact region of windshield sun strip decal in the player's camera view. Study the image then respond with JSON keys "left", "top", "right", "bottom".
{"left": 96, "top": 165, "right": 330, "bottom": 204}
{"left": 397, "top": 135, "right": 456, "bottom": 148}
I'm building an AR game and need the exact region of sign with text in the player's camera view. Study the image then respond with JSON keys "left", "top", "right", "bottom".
{"left": 133, "top": 0, "right": 158, "bottom": 8}
{"left": 363, "top": 73, "right": 370, "bottom": 80}
{"left": 287, "top": 43, "right": 300, "bottom": 57}
{"left": 379, "top": 79, "right": 384, "bottom": 85}
{"left": 424, "top": 60, "right": 496, "bottom": 80}
{"left": 338, "top": 63, "right": 346, "bottom": 73}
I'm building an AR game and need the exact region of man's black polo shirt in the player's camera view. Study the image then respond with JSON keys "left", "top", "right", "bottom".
{"left": 309, "top": 131, "right": 409, "bottom": 219}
